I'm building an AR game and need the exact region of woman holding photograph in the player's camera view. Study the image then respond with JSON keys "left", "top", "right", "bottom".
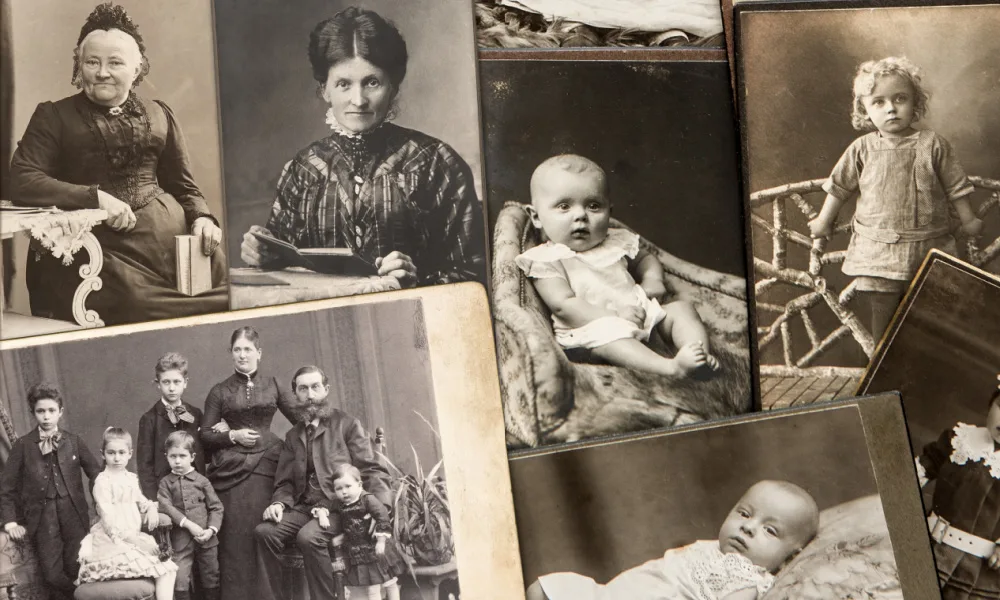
{"left": 200, "top": 327, "right": 295, "bottom": 600}
{"left": 8, "top": 2, "right": 228, "bottom": 326}
{"left": 238, "top": 6, "right": 486, "bottom": 289}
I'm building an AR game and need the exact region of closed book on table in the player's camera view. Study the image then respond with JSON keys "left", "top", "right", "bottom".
{"left": 175, "top": 235, "right": 212, "bottom": 296}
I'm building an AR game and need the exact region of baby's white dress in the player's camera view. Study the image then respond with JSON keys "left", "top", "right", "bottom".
{"left": 538, "top": 540, "right": 775, "bottom": 600}
{"left": 515, "top": 228, "right": 666, "bottom": 349}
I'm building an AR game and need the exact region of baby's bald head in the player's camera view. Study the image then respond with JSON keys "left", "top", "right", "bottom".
{"left": 529, "top": 154, "right": 608, "bottom": 206}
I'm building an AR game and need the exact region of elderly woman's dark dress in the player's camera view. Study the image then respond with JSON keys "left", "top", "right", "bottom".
{"left": 264, "top": 122, "right": 486, "bottom": 286}
{"left": 201, "top": 371, "right": 294, "bottom": 600}
{"left": 9, "top": 92, "right": 228, "bottom": 325}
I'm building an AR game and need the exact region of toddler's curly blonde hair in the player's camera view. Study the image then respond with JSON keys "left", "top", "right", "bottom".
{"left": 850, "top": 56, "right": 930, "bottom": 131}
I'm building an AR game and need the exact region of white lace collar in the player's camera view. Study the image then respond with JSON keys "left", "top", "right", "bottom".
{"left": 950, "top": 423, "right": 1000, "bottom": 479}
{"left": 521, "top": 228, "right": 640, "bottom": 269}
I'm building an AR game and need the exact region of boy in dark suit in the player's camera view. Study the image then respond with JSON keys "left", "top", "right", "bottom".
{"left": 0, "top": 382, "right": 101, "bottom": 600}
{"left": 138, "top": 352, "right": 205, "bottom": 500}
{"left": 158, "top": 431, "right": 223, "bottom": 600}
{"left": 254, "top": 365, "right": 391, "bottom": 600}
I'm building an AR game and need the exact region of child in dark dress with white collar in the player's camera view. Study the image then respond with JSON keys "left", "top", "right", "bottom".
{"left": 137, "top": 352, "right": 205, "bottom": 500}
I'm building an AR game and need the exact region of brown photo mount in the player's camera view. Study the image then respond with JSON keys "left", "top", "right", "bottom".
{"left": 733, "top": 0, "right": 1000, "bottom": 412}
{"left": 509, "top": 394, "right": 940, "bottom": 599}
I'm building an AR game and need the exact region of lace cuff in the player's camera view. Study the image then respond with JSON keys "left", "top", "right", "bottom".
{"left": 915, "top": 457, "right": 928, "bottom": 488}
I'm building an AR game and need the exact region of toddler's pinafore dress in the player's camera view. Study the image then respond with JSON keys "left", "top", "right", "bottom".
{"left": 338, "top": 492, "right": 405, "bottom": 587}
{"left": 76, "top": 470, "right": 177, "bottom": 584}
{"left": 917, "top": 423, "right": 1000, "bottom": 599}
{"left": 823, "top": 130, "right": 974, "bottom": 292}
{"left": 515, "top": 228, "right": 666, "bottom": 349}
{"left": 539, "top": 540, "right": 774, "bottom": 600}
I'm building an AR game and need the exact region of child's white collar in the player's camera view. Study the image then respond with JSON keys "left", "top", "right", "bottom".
{"left": 950, "top": 423, "right": 1000, "bottom": 479}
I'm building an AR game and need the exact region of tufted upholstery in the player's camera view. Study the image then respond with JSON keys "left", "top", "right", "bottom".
{"left": 492, "top": 202, "right": 753, "bottom": 448}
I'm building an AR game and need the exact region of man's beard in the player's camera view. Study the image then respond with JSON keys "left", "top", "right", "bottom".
{"left": 294, "top": 395, "right": 334, "bottom": 422}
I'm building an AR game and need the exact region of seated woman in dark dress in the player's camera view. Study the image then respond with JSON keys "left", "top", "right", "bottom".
{"left": 8, "top": 3, "right": 227, "bottom": 326}
{"left": 239, "top": 6, "right": 486, "bottom": 289}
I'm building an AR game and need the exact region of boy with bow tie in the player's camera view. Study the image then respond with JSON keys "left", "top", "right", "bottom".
{"left": 0, "top": 382, "right": 101, "bottom": 600}
{"left": 138, "top": 353, "right": 206, "bottom": 500}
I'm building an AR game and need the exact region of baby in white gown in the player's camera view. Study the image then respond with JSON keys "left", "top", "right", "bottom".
{"left": 526, "top": 480, "right": 820, "bottom": 600}
{"left": 517, "top": 154, "right": 720, "bottom": 377}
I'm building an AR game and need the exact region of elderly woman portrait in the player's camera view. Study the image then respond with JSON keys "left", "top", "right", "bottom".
{"left": 224, "top": 3, "right": 487, "bottom": 294}
{"left": 8, "top": 2, "right": 228, "bottom": 326}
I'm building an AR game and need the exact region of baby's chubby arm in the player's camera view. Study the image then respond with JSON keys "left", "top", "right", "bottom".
{"left": 721, "top": 587, "right": 759, "bottom": 600}
{"left": 533, "top": 276, "right": 627, "bottom": 328}
{"left": 631, "top": 249, "right": 666, "bottom": 302}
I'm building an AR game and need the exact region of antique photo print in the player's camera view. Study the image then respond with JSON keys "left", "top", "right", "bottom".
{"left": 0, "top": 284, "right": 521, "bottom": 600}
{"left": 1, "top": 0, "right": 230, "bottom": 340}
{"left": 736, "top": 2, "right": 1000, "bottom": 408}
{"left": 859, "top": 252, "right": 1000, "bottom": 596}
{"left": 215, "top": 0, "right": 489, "bottom": 310}
{"left": 509, "top": 396, "right": 938, "bottom": 600}
{"left": 475, "top": 0, "right": 725, "bottom": 48}
{"left": 483, "top": 56, "right": 752, "bottom": 449}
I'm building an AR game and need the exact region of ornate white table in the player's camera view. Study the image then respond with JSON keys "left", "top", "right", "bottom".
{"left": 1, "top": 208, "right": 109, "bottom": 339}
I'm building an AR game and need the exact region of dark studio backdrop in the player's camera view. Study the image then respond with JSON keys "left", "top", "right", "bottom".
{"left": 214, "top": 0, "right": 485, "bottom": 264}
{"left": 740, "top": 5, "right": 1000, "bottom": 367}
{"left": 510, "top": 405, "right": 879, "bottom": 584}
{"left": 3, "top": 0, "right": 225, "bottom": 314}
{"left": 480, "top": 59, "right": 747, "bottom": 277}
{"left": 0, "top": 299, "right": 441, "bottom": 477}
{"left": 861, "top": 258, "right": 1000, "bottom": 453}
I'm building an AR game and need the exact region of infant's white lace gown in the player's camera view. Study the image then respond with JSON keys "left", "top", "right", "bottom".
{"left": 538, "top": 540, "right": 775, "bottom": 600}
{"left": 516, "top": 228, "right": 667, "bottom": 349}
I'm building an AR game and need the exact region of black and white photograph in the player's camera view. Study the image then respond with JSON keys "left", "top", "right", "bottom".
{"left": 735, "top": 1, "right": 1000, "bottom": 409}
{"left": 509, "top": 395, "right": 938, "bottom": 600}
{"left": 858, "top": 252, "right": 1000, "bottom": 598}
{"left": 0, "top": 285, "right": 522, "bottom": 600}
{"left": 215, "top": 0, "right": 489, "bottom": 311}
{"left": 484, "top": 55, "right": 752, "bottom": 449}
{"left": 0, "top": 0, "right": 230, "bottom": 341}
{"left": 475, "top": 0, "right": 725, "bottom": 48}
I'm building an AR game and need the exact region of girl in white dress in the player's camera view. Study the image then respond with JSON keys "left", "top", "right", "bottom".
{"left": 76, "top": 427, "right": 177, "bottom": 599}
{"left": 807, "top": 56, "right": 984, "bottom": 339}
{"left": 526, "top": 480, "right": 819, "bottom": 600}
{"left": 517, "top": 154, "right": 720, "bottom": 377}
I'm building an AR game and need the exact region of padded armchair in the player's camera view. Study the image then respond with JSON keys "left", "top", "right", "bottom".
{"left": 492, "top": 202, "right": 753, "bottom": 448}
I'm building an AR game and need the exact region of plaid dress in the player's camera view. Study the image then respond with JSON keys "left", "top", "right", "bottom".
{"left": 264, "top": 123, "right": 486, "bottom": 286}
{"left": 823, "top": 130, "right": 974, "bottom": 289}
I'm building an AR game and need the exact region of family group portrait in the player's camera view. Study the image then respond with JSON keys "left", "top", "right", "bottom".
{"left": 508, "top": 398, "right": 937, "bottom": 600}
{"left": 483, "top": 56, "right": 753, "bottom": 449}
{"left": 737, "top": 3, "right": 1000, "bottom": 408}
{"left": 0, "top": 0, "right": 490, "bottom": 340}
{"left": 0, "top": 297, "right": 458, "bottom": 600}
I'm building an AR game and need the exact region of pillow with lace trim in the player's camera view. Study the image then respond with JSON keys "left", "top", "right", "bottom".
{"left": 690, "top": 541, "right": 774, "bottom": 599}
{"left": 515, "top": 228, "right": 640, "bottom": 279}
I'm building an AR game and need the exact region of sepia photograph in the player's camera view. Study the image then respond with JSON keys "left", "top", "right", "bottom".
{"left": 214, "top": 0, "right": 489, "bottom": 311}
{"left": 0, "top": 285, "right": 521, "bottom": 600}
{"left": 509, "top": 396, "right": 938, "bottom": 600}
{"left": 482, "top": 55, "right": 752, "bottom": 449}
{"left": 859, "top": 252, "right": 1000, "bottom": 598}
{"left": 1, "top": 0, "right": 230, "bottom": 341}
{"left": 735, "top": 1, "right": 1000, "bottom": 409}
{"left": 475, "top": 0, "right": 725, "bottom": 48}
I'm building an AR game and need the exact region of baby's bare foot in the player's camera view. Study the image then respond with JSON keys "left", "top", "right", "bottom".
{"left": 674, "top": 342, "right": 708, "bottom": 375}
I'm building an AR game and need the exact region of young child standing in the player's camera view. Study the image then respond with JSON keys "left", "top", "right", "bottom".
{"left": 916, "top": 386, "right": 1000, "bottom": 598}
{"left": 0, "top": 383, "right": 101, "bottom": 600}
{"left": 808, "top": 56, "right": 984, "bottom": 339}
{"left": 158, "top": 431, "right": 224, "bottom": 600}
{"left": 312, "top": 464, "right": 404, "bottom": 600}
{"left": 76, "top": 427, "right": 178, "bottom": 600}
{"left": 526, "top": 480, "right": 819, "bottom": 600}
{"left": 138, "top": 352, "right": 206, "bottom": 501}
{"left": 517, "top": 154, "right": 720, "bottom": 377}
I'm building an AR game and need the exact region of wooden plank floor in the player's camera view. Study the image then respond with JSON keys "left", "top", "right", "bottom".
{"left": 761, "top": 375, "right": 861, "bottom": 410}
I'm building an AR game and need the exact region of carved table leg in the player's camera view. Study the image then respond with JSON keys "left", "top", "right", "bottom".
{"left": 71, "top": 231, "right": 105, "bottom": 328}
